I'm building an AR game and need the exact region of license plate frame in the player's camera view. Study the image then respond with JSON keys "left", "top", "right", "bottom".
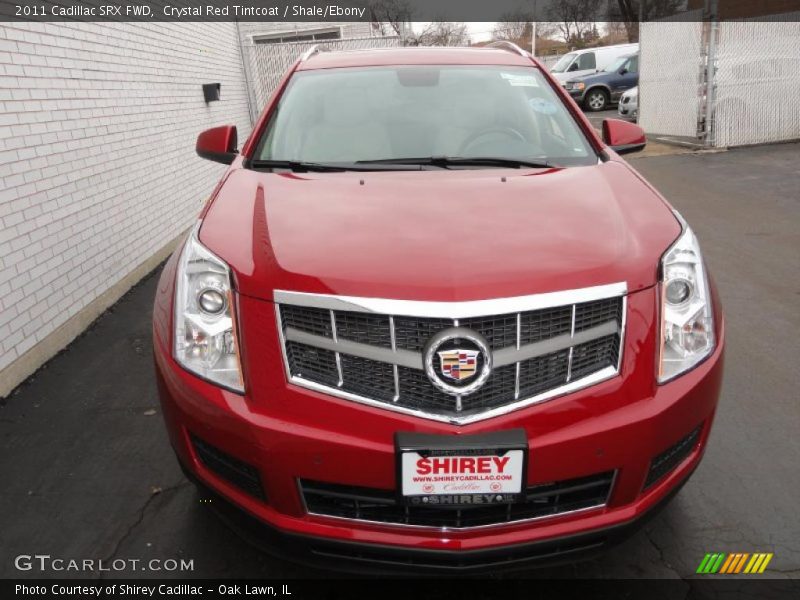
{"left": 395, "top": 429, "right": 528, "bottom": 507}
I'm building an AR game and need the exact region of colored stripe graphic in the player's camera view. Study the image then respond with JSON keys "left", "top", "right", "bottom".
{"left": 697, "top": 553, "right": 726, "bottom": 573}
{"left": 719, "top": 554, "right": 735, "bottom": 573}
{"left": 697, "top": 553, "right": 774, "bottom": 574}
{"left": 696, "top": 553, "right": 713, "bottom": 573}
{"left": 735, "top": 553, "right": 750, "bottom": 573}
{"left": 745, "top": 553, "right": 774, "bottom": 574}
{"left": 759, "top": 553, "right": 774, "bottom": 573}
{"left": 711, "top": 553, "right": 726, "bottom": 573}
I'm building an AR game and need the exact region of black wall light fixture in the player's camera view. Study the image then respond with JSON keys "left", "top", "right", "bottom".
{"left": 203, "top": 83, "right": 221, "bottom": 103}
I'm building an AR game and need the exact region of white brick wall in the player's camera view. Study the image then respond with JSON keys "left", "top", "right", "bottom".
{"left": 0, "top": 22, "right": 252, "bottom": 382}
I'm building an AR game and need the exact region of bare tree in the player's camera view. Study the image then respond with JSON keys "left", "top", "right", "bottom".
{"left": 546, "top": 0, "right": 602, "bottom": 47}
{"left": 609, "top": 0, "right": 639, "bottom": 42}
{"left": 604, "top": 20, "right": 633, "bottom": 43}
{"left": 606, "top": 0, "right": 688, "bottom": 42}
{"left": 367, "top": 0, "right": 413, "bottom": 37}
{"left": 534, "top": 21, "right": 561, "bottom": 41}
{"left": 414, "top": 22, "right": 470, "bottom": 46}
{"left": 492, "top": 12, "right": 534, "bottom": 42}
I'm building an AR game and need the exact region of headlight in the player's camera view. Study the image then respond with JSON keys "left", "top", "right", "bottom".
{"left": 658, "top": 215, "right": 715, "bottom": 383}
{"left": 174, "top": 223, "right": 244, "bottom": 392}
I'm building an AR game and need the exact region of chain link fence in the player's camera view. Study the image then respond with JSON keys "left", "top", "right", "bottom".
{"left": 638, "top": 11, "right": 800, "bottom": 147}
{"left": 535, "top": 53, "right": 566, "bottom": 70}
{"left": 638, "top": 12, "right": 704, "bottom": 140}
{"left": 241, "top": 36, "right": 401, "bottom": 121}
{"left": 712, "top": 19, "right": 800, "bottom": 147}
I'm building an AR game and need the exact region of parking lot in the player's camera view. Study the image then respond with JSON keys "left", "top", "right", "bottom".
{"left": 586, "top": 108, "right": 697, "bottom": 158}
{"left": 1, "top": 142, "right": 798, "bottom": 581}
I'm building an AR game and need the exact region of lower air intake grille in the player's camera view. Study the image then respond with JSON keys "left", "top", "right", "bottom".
{"left": 190, "top": 434, "right": 266, "bottom": 501}
{"left": 644, "top": 426, "right": 702, "bottom": 490}
{"left": 301, "top": 471, "right": 614, "bottom": 529}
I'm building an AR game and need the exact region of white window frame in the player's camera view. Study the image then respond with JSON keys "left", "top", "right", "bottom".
{"left": 251, "top": 27, "right": 343, "bottom": 45}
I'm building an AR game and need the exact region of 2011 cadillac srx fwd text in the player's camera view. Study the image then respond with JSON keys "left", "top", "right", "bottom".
{"left": 152, "top": 45, "right": 724, "bottom": 572}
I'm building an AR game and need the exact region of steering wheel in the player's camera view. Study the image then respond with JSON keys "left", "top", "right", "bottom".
{"left": 458, "top": 127, "right": 526, "bottom": 155}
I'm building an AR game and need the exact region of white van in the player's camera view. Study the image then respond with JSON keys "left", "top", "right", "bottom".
{"left": 550, "top": 44, "right": 639, "bottom": 84}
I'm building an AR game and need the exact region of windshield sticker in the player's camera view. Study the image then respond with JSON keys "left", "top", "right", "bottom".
{"left": 528, "top": 98, "right": 558, "bottom": 115}
{"left": 500, "top": 73, "right": 539, "bottom": 87}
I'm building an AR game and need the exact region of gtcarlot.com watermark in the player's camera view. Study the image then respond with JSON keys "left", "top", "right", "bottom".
{"left": 14, "top": 554, "right": 194, "bottom": 573}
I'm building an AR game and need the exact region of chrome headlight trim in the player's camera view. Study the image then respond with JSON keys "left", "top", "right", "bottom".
{"left": 173, "top": 222, "right": 244, "bottom": 393}
{"left": 657, "top": 212, "right": 716, "bottom": 383}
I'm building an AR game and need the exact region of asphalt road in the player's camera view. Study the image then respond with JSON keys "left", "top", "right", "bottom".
{"left": 586, "top": 107, "right": 695, "bottom": 158}
{"left": 584, "top": 107, "right": 621, "bottom": 130}
{"left": 1, "top": 142, "right": 798, "bottom": 582}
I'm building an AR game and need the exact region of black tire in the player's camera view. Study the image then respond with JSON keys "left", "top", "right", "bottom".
{"left": 584, "top": 88, "right": 609, "bottom": 112}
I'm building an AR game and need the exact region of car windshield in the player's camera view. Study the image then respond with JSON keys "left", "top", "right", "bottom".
{"left": 605, "top": 56, "right": 629, "bottom": 72}
{"left": 550, "top": 53, "right": 577, "bottom": 73}
{"left": 255, "top": 65, "right": 596, "bottom": 168}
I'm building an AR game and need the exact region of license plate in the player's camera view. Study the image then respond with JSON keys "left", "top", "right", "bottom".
{"left": 396, "top": 430, "right": 527, "bottom": 506}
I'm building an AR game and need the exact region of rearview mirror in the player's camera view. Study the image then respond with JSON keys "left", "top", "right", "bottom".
{"left": 196, "top": 125, "right": 238, "bottom": 165}
{"left": 602, "top": 119, "right": 646, "bottom": 155}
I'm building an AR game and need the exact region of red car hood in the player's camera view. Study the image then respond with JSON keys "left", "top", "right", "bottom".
{"left": 199, "top": 161, "right": 680, "bottom": 302}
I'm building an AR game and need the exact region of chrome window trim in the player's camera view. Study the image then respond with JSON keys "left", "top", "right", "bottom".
{"left": 275, "top": 284, "right": 627, "bottom": 426}
{"left": 274, "top": 282, "right": 627, "bottom": 319}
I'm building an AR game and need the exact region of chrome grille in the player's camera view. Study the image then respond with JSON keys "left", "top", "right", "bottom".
{"left": 393, "top": 316, "right": 451, "bottom": 352}
{"left": 300, "top": 471, "right": 615, "bottom": 529}
{"left": 519, "top": 305, "right": 573, "bottom": 344}
{"left": 281, "top": 305, "right": 332, "bottom": 338}
{"left": 275, "top": 284, "right": 626, "bottom": 424}
{"left": 285, "top": 341, "right": 339, "bottom": 387}
{"left": 575, "top": 297, "right": 623, "bottom": 332}
{"left": 335, "top": 311, "right": 392, "bottom": 348}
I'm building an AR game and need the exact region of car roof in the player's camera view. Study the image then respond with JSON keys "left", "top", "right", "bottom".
{"left": 297, "top": 47, "right": 536, "bottom": 71}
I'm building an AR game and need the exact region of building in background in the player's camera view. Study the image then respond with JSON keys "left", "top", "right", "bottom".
{"left": 237, "top": 21, "right": 376, "bottom": 45}
{"left": 236, "top": 22, "right": 400, "bottom": 120}
{"left": 0, "top": 22, "right": 253, "bottom": 397}
{"left": 0, "top": 20, "right": 401, "bottom": 397}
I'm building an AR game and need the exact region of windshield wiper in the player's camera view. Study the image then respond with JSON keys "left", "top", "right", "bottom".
{"left": 356, "top": 156, "right": 553, "bottom": 169}
{"left": 248, "top": 159, "right": 422, "bottom": 172}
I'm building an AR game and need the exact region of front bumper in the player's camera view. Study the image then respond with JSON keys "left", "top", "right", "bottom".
{"left": 184, "top": 458, "right": 693, "bottom": 573}
{"left": 153, "top": 260, "right": 724, "bottom": 569}
{"left": 618, "top": 100, "right": 638, "bottom": 120}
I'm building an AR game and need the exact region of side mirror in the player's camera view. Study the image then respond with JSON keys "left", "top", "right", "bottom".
{"left": 619, "top": 67, "right": 628, "bottom": 75}
{"left": 602, "top": 119, "right": 646, "bottom": 155}
{"left": 196, "top": 125, "right": 238, "bottom": 165}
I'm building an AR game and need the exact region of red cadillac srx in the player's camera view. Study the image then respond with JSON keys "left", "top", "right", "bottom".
{"left": 152, "top": 45, "right": 724, "bottom": 572}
